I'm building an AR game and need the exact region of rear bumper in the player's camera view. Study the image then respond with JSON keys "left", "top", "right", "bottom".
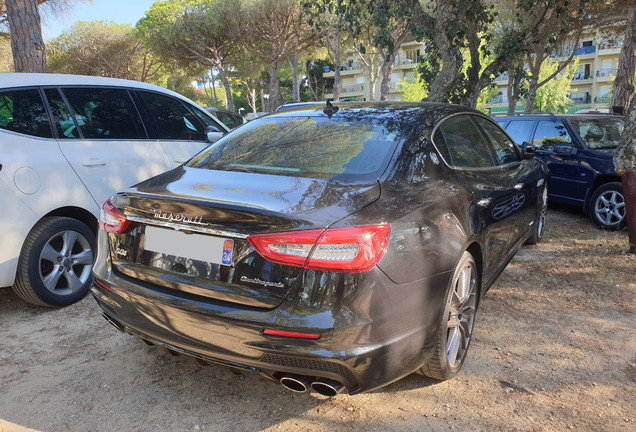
{"left": 91, "top": 260, "right": 452, "bottom": 394}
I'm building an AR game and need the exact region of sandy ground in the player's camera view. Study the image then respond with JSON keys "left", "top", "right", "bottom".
{"left": 1, "top": 205, "right": 634, "bottom": 432}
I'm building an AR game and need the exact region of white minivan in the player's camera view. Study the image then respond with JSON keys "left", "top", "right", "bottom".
{"left": 0, "top": 73, "right": 229, "bottom": 306}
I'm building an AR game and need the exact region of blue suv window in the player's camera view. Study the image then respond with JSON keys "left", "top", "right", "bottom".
{"left": 504, "top": 120, "right": 534, "bottom": 145}
{"left": 532, "top": 120, "right": 572, "bottom": 151}
{"left": 568, "top": 118, "right": 624, "bottom": 150}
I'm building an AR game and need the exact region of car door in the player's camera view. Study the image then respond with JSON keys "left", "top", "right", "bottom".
{"left": 435, "top": 114, "right": 532, "bottom": 283}
{"left": 473, "top": 116, "right": 539, "bottom": 246}
{"left": 46, "top": 87, "right": 173, "bottom": 206}
{"left": 135, "top": 91, "right": 227, "bottom": 166}
{"left": 531, "top": 119, "right": 583, "bottom": 204}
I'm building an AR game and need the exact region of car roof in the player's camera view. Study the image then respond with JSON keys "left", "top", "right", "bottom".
{"left": 492, "top": 112, "right": 623, "bottom": 120}
{"left": 0, "top": 72, "right": 193, "bottom": 104}
{"left": 269, "top": 101, "right": 480, "bottom": 119}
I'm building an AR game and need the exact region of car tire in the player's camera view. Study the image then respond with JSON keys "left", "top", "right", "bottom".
{"left": 13, "top": 217, "right": 96, "bottom": 307}
{"left": 589, "top": 182, "right": 626, "bottom": 231}
{"left": 420, "top": 251, "right": 478, "bottom": 380}
{"left": 526, "top": 185, "right": 548, "bottom": 245}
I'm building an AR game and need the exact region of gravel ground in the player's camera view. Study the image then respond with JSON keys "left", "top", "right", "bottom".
{"left": 1, "top": 205, "right": 634, "bottom": 432}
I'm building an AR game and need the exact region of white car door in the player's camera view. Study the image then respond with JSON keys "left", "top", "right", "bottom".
{"left": 135, "top": 90, "right": 227, "bottom": 166}
{"left": 46, "top": 87, "right": 173, "bottom": 205}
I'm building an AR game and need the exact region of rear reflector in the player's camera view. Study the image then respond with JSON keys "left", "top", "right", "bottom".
{"left": 248, "top": 224, "right": 390, "bottom": 273}
{"left": 263, "top": 329, "right": 321, "bottom": 340}
{"left": 94, "top": 278, "right": 112, "bottom": 292}
{"left": 99, "top": 199, "right": 132, "bottom": 233}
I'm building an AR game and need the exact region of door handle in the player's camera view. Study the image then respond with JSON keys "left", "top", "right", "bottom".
{"left": 82, "top": 159, "right": 107, "bottom": 167}
{"left": 477, "top": 198, "right": 491, "bottom": 207}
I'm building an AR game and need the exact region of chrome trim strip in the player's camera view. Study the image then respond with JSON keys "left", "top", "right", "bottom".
{"left": 125, "top": 215, "right": 249, "bottom": 239}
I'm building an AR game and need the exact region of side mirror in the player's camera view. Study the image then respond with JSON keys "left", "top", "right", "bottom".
{"left": 553, "top": 143, "right": 577, "bottom": 155}
{"left": 204, "top": 125, "right": 224, "bottom": 143}
{"left": 521, "top": 141, "right": 535, "bottom": 160}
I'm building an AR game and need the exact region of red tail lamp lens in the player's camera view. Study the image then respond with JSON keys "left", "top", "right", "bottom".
{"left": 247, "top": 224, "right": 390, "bottom": 273}
{"left": 263, "top": 329, "right": 321, "bottom": 340}
{"left": 99, "top": 199, "right": 131, "bottom": 233}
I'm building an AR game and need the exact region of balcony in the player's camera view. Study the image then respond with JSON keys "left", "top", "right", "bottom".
{"left": 594, "top": 94, "right": 612, "bottom": 104}
{"left": 575, "top": 46, "right": 596, "bottom": 55}
{"left": 569, "top": 92, "right": 591, "bottom": 104}
{"left": 341, "top": 84, "right": 365, "bottom": 94}
{"left": 394, "top": 56, "right": 422, "bottom": 68}
{"left": 572, "top": 72, "right": 593, "bottom": 81}
{"left": 598, "top": 39, "right": 623, "bottom": 55}
{"left": 486, "top": 95, "right": 508, "bottom": 104}
{"left": 494, "top": 73, "right": 509, "bottom": 82}
{"left": 596, "top": 67, "right": 616, "bottom": 78}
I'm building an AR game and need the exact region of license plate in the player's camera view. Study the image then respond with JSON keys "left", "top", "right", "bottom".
{"left": 144, "top": 226, "right": 234, "bottom": 266}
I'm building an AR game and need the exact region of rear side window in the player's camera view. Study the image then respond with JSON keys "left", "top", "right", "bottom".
{"left": 504, "top": 120, "right": 534, "bottom": 145}
{"left": 62, "top": 88, "right": 146, "bottom": 139}
{"left": 473, "top": 117, "right": 521, "bottom": 165}
{"left": 211, "top": 110, "right": 243, "bottom": 129}
{"left": 139, "top": 91, "right": 206, "bottom": 140}
{"left": 0, "top": 89, "right": 52, "bottom": 138}
{"left": 568, "top": 117, "right": 624, "bottom": 149}
{"left": 44, "top": 88, "right": 79, "bottom": 139}
{"left": 532, "top": 120, "right": 572, "bottom": 151}
{"left": 189, "top": 115, "right": 400, "bottom": 180}
{"left": 435, "top": 115, "right": 498, "bottom": 168}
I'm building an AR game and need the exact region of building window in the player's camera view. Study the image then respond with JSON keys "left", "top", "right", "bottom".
{"left": 405, "top": 49, "right": 420, "bottom": 64}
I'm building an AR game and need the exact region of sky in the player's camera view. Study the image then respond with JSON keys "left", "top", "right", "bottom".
{"left": 42, "top": 0, "right": 157, "bottom": 40}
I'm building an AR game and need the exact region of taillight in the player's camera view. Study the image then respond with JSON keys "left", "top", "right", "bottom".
{"left": 247, "top": 224, "right": 390, "bottom": 273}
{"left": 99, "top": 199, "right": 131, "bottom": 233}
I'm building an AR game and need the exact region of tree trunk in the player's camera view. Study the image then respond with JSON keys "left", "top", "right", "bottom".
{"left": 288, "top": 33, "right": 300, "bottom": 102}
{"left": 217, "top": 67, "right": 235, "bottom": 112}
{"left": 6, "top": 0, "right": 46, "bottom": 72}
{"left": 525, "top": 75, "right": 540, "bottom": 112}
{"left": 611, "top": 3, "right": 636, "bottom": 112}
{"left": 426, "top": 2, "right": 462, "bottom": 102}
{"left": 332, "top": 31, "right": 341, "bottom": 101}
{"left": 379, "top": 57, "right": 395, "bottom": 101}
{"left": 614, "top": 90, "right": 636, "bottom": 253}
{"left": 268, "top": 61, "right": 280, "bottom": 111}
{"left": 507, "top": 74, "right": 517, "bottom": 113}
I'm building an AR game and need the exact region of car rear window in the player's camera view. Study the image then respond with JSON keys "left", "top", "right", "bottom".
{"left": 568, "top": 117, "right": 624, "bottom": 149}
{"left": 188, "top": 115, "right": 401, "bottom": 180}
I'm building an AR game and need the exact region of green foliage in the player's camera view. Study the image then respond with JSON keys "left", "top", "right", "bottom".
{"left": 47, "top": 20, "right": 165, "bottom": 82}
{"left": 396, "top": 76, "right": 427, "bottom": 101}
{"left": 532, "top": 58, "right": 577, "bottom": 113}
{"left": 476, "top": 86, "right": 499, "bottom": 114}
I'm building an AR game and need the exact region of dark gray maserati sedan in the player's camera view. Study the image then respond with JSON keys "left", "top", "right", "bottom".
{"left": 91, "top": 102, "right": 548, "bottom": 396}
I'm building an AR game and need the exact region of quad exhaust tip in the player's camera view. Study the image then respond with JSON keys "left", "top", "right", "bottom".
{"left": 279, "top": 375, "right": 344, "bottom": 397}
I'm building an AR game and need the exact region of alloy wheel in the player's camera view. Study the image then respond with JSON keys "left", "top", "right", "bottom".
{"left": 445, "top": 260, "right": 477, "bottom": 369}
{"left": 594, "top": 190, "right": 625, "bottom": 227}
{"left": 38, "top": 229, "right": 93, "bottom": 295}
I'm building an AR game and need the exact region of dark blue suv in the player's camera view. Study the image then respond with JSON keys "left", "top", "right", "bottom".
{"left": 493, "top": 113, "right": 625, "bottom": 230}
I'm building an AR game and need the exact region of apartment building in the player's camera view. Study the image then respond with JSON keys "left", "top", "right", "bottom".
{"left": 322, "top": 27, "right": 623, "bottom": 113}
{"left": 489, "top": 28, "right": 623, "bottom": 113}
{"left": 322, "top": 40, "right": 423, "bottom": 102}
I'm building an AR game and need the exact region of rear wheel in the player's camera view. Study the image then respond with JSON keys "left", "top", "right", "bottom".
{"left": 420, "top": 251, "right": 478, "bottom": 380}
{"left": 13, "top": 217, "right": 96, "bottom": 307}
{"left": 526, "top": 185, "right": 548, "bottom": 245}
{"left": 590, "top": 182, "right": 626, "bottom": 231}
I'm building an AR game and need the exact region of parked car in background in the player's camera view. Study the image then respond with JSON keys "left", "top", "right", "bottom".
{"left": 206, "top": 107, "right": 246, "bottom": 129}
{"left": 91, "top": 102, "right": 548, "bottom": 396}
{"left": 493, "top": 113, "right": 625, "bottom": 230}
{"left": 0, "top": 73, "right": 229, "bottom": 307}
